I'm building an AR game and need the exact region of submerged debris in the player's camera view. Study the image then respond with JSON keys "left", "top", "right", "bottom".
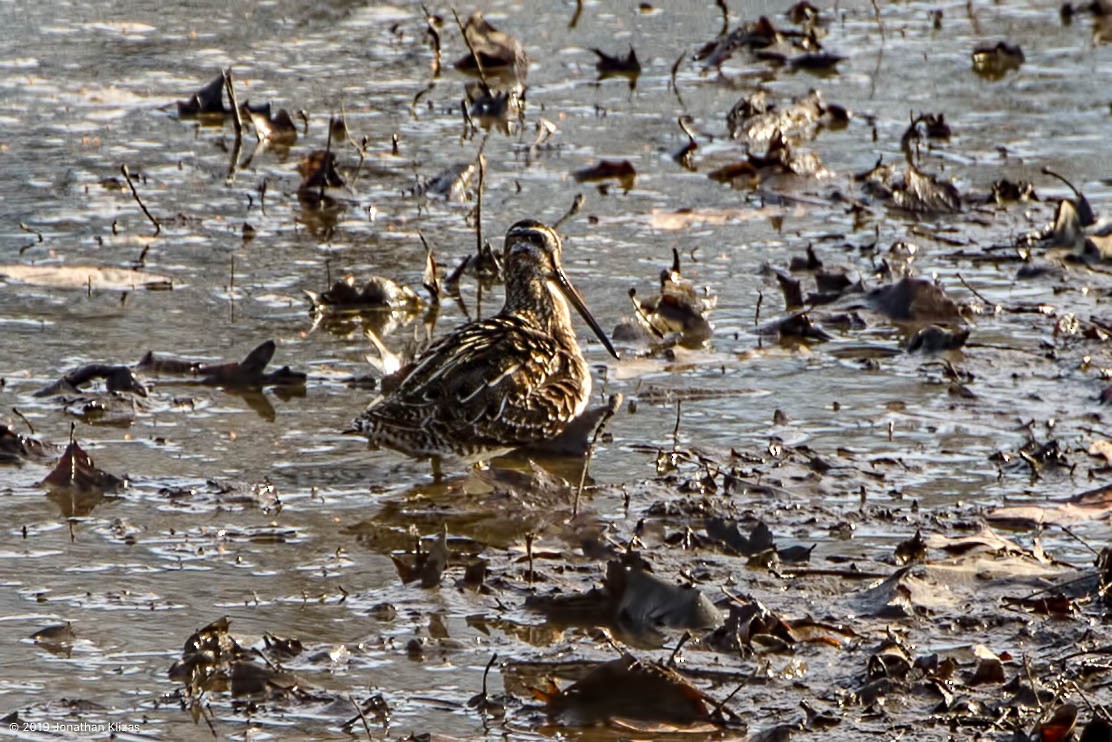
{"left": 454, "top": 12, "right": 528, "bottom": 79}
{"left": 972, "top": 40, "right": 1025, "bottom": 80}
{"left": 40, "top": 434, "right": 124, "bottom": 495}
{"left": 525, "top": 552, "right": 721, "bottom": 640}
{"left": 727, "top": 88, "right": 848, "bottom": 147}
{"left": 35, "top": 364, "right": 147, "bottom": 398}
{"left": 856, "top": 160, "right": 961, "bottom": 213}
{"left": 620, "top": 249, "right": 715, "bottom": 350}
{"left": 138, "top": 340, "right": 306, "bottom": 390}
{"left": 573, "top": 160, "right": 637, "bottom": 192}
{"left": 304, "top": 275, "right": 420, "bottom": 313}
{"left": 531, "top": 652, "right": 741, "bottom": 730}
{"left": 867, "top": 277, "right": 963, "bottom": 324}
{"left": 592, "top": 46, "right": 641, "bottom": 86}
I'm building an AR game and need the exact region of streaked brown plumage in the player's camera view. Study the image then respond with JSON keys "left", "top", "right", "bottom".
{"left": 354, "top": 220, "right": 617, "bottom": 470}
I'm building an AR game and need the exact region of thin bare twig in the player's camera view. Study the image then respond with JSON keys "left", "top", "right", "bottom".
{"left": 452, "top": 8, "right": 489, "bottom": 90}
{"left": 12, "top": 407, "right": 34, "bottom": 435}
{"left": 120, "top": 164, "right": 160, "bottom": 236}
{"left": 554, "top": 193, "right": 584, "bottom": 229}
{"left": 574, "top": 394, "right": 622, "bottom": 517}
{"left": 222, "top": 68, "right": 244, "bottom": 140}
{"left": 347, "top": 694, "right": 374, "bottom": 742}
{"left": 421, "top": 4, "right": 442, "bottom": 77}
{"left": 956, "top": 272, "right": 997, "bottom": 309}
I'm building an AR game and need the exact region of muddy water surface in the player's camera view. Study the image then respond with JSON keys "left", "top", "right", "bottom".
{"left": 2, "top": 0, "right": 1111, "bottom": 738}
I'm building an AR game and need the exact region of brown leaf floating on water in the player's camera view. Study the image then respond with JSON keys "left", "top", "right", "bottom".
{"left": 35, "top": 364, "right": 147, "bottom": 398}
{"left": 1002, "top": 594, "right": 1078, "bottom": 618}
{"left": 695, "top": 15, "right": 780, "bottom": 68}
{"left": 703, "top": 594, "right": 798, "bottom": 653}
{"left": 304, "top": 275, "right": 421, "bottom": 313}
{"left": 137, "top": 341, "right": 306, "bottom": 391}
{"left": 297, "top": 149, "right": 344, "bottom": 194}
{"left": 532, "top": 652, "right": 737, "bottom": 729}
{"left": 414, "top": 161, "right": 477, "bottom": 200}
{"left": 728, "top": 89, "right": 848, "bottom": 147}
{"left": 525, "top": 552, "right": 720, "bottom": 639}
{"left": 1038, "top": 703, "right": 1079, "bottom": 742}
{"left": 905, "top": 324, "right": 969, "bottom": 353}
{"left": 465, "top": 81, "right": 523, "bottom": 131}
{"left": 894, "top": 165, "right": 961, "bottom": 213}
{"left": 245, "top": 104, "right": 297, "bottom": 145}
{"left": 592, "top": 46, "right": 641, "bottom": 87}
{"left": 453, "top": 11, "right": 528, "bottom": 79}
{"left": 198, "top": 341, "right": 307, "bottom": 390}
{"left": 867, "top": 277, "right": 962, "bottom": 324}
{"left": 894, "top": 529, "right": 927, "bottom": 565}
{"left": 972, "top": 40, "right": 1025, "bottom": 80}
{"left": 392, "top": 525, "right": 450, "bottom": 588}
{"left": 573, "top": 159, "right": 636, "bottom": 192}
{"left": 986, "top": 483, "right": 1112, "bottom": 526}
{"left": 0, "top": 424, "right": 53, "bottom": 463}
{"left": 40, "top": 436, "right": 124, "bottom": 494}
{"left": 176, "top": 72, "right": 227, "bottom": 117}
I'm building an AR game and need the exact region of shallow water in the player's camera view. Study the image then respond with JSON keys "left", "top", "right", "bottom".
{"left": 2, "top": 0, "right": 1111, "bottom": 738}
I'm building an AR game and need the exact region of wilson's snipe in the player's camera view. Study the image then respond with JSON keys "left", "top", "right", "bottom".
{"left": 354, "top": 220, "right": 617, "bottom": 474}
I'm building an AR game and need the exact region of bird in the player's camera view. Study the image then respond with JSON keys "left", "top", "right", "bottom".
{"left": 353, "top": 219, "right": 618, "bottom": 477}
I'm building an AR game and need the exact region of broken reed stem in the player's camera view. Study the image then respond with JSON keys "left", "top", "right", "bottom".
{"left": 569, "top": 0, "right": 583, "bottom": 29}
{"left": 871, "top": 0, "right": 885, "bottom": 40}
{"left": 678, "top": 115, "right": 697, "bottom": 147}
{"left": 629, "top": 289, "right": 666, "bottom": 339}
{"left": 481, "top": 653, "right": 498, "bottom": 695}
{"left": 12, "top": 407, "right": 34, "bottom": 435}
{"left": 229, "top": 254, "right": 236, "bottom": 323}
{"left": 320, "top": 115, "right": 335, "bottom": 205}
{"left": 422, "top": 4, "right": 441, "bottom": 77}
{"left": 525, "top": 532, "right": 535, "bottom": 584}
{"left": 452, "top": 7, "right": 489, "bottom": 90}
{"left": 671, "top": 400, "right": 683, "bottom": 450}
{"left": 222, "top": 68, "right": 244, "bottom": 141}
{"left": 347, "top": 694, "right": 374, "bottom": 742}
{"left": 574, "top": 394, "right": 621, "bottom": 518}
{"left": 554, "top": 192, "right": 584, "bottom": 229}
{"left": 475, "top": 151, "right": 486, "bottom": 261}
{"left": 715, "top": 0, "right": 730, "bottom": 34}
{"left": 120, "top": 164, "right": 161, "bottom": 236}
{"left": 670, "top": 51, "right": 686, "bottom": 109}
{"left": 667, "top": 631, "right": 691, "bottom": 666}
{"left": 956, "top": 272, "right": 997, "bottom": 309}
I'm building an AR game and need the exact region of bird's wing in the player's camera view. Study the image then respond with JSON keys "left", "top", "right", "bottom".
{"left": 360, "top": 316, "right": 583, "bottom": 446}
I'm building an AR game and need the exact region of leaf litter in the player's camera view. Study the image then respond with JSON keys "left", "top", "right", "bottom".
{"left": 5, "top": 0, "right": 1112, "bottom": 739}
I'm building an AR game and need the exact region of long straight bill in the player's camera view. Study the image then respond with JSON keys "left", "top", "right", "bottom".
{"left": 554, "top": 268, "right": 620, "bottom": 360}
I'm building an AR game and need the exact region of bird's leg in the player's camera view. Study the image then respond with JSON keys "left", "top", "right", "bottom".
{"left": 431, "top": 456, "right": 443, "bottom": 482}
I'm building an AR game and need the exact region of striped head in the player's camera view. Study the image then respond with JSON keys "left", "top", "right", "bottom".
{"left": 502, "top": 220, "right": 618, "bottom": 360}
